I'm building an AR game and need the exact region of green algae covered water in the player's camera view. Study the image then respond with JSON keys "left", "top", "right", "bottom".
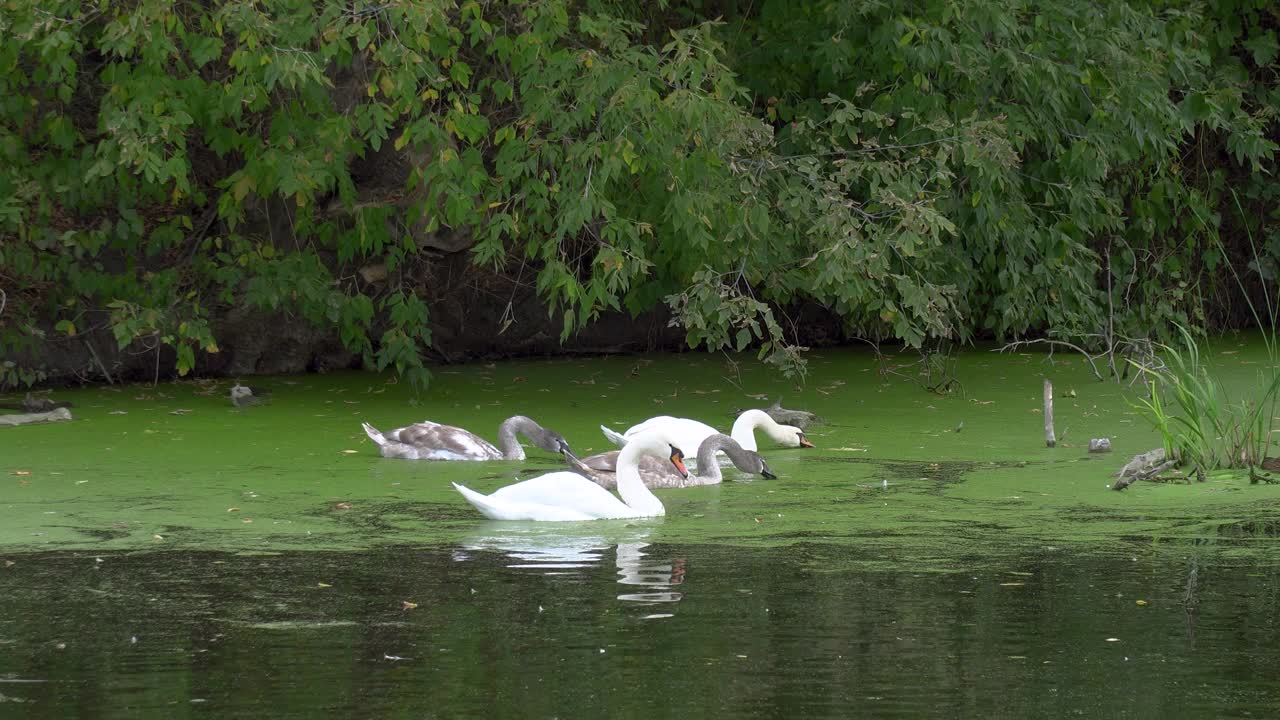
{"left": 3, "top": 340, "right": 1280, "bottom": 717}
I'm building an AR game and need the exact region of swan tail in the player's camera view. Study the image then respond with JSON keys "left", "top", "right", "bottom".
{"left": 600, "top": 425, "right": 629, "bottom": 447}
{"left": 452, "top": 483, "right": 505, "bottom": 520}
{"left": 361, "top": 422, "right": 387, "bottom": 446}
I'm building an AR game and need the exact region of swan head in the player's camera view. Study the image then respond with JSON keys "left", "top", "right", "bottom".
{"left": 753, "top": 454, "right": 777, "bottom": 479}
{"left": 541, "top": 433, "right": 577, "bottom": 461}
{"left": 517, "top": 418, "right": 575, "bottom": 458}
{"left": 623, "top": 432, "right": 688, "bottom": 478}
{"left": 669, "top": 444, "right": 689, "bottom": 479}
{"left": 764, "top": 421, "right": 814, "bottom": 449}
{"left": 735, "top": 448, "right": 776, "bottom": 479}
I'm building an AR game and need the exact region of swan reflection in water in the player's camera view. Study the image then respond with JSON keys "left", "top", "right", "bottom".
{"left": 455, "top": 524, "right": 686, "bottom": 608}
{"left": 615, "top": 542, "right": 684, "bottom": 605}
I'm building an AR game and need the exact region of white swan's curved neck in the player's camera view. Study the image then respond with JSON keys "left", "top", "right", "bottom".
{"left": 617, "top": 443, "right": 666, "bottom": 516}
{"left": 730, "top": 410, "right": 773, "bottom": 451}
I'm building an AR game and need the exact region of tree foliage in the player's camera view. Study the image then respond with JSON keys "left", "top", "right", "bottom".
{"left": 1, "top": 0, "right": 1275, "bottom": 387}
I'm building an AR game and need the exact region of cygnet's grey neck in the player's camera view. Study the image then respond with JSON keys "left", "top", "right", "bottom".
{"left": 496, "top": 415, "right": 540, "bottom": 460}
{"left": 695, "top": 433, "right": 760, "bottom": 480}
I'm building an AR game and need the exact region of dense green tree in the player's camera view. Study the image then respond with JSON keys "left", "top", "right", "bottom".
{"left": 1, "top": 0, "right": 1275, "bottom": 388}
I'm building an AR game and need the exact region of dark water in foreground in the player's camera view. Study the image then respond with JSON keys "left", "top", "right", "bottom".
{"left": 2, "top": 540, "right": 1278, "bottom": 718}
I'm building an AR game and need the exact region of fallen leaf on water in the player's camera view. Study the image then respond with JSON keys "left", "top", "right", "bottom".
{"left": 999, "top": 582, "right": 1025, "bottom": 587}
{"left": 109, "top": 410, "right": 128, "bottom": 415}
{"left": 1105, "top": 638, "right": 1120, "bottom": 642}
{"left": 241, "top": 518, "right": 253, "bottom": 524}
{"left": 333, "top": 502, "right": 352, "bottom": 511}
{"left": 318, "top": 582, "right": 332, "bottom": 588}
{"left": 341, "top": 449, "right": 359, "bottom": 454}
{"left": 402, "top": 601, "right": 418, "bottom": 611}
{"left": 4, "top": 560, "right": 15, "bottom": 568}
{"left": 12, "top": 470, "right": 30, "bottom": 476}
{"left": 153, "top": 534, "right": 164, "bottom": 540}
{"left": 227, "top": 507, "right": 240, "bottom": 512}
{"left": 1136, "top": 600, "right": 1148, "bottom": 606}
{"left": 169, "top": 409, "right": 193, "bottom": 415}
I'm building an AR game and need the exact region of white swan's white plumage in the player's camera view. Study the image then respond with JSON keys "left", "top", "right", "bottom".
{"left": 601, "top": 409, "right": 813, "bottom": 456}
{"left": 453, "top": 432, "right": 685, "bottom": 521}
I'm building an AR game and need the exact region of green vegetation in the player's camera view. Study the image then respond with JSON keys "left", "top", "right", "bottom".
{"left": 1132, "top": 327, "right": 1280, "bottom": 474}
{"left": 2, "top": 1, "right": 1277, "bottom": 388}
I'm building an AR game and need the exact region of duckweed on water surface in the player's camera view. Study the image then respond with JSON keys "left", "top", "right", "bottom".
{"left": 4, "top": 338, "right": 1279, "bottom": 561}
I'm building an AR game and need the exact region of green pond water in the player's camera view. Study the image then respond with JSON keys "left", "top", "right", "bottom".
{"left": 3, "top": 340, "right": 1280, "bottom": 717}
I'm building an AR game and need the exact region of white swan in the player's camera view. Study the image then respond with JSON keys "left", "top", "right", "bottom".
{"left": 600, "top": 409, "right": 813, "bottom": 456}
{"left": 452, "top": 432, "right": 687, "bottom": 521}
{"left": 568, "top": 433, "right": 775, "bottom": 489}
{"left": 361, "top": 416, "right": 571, "bottom": 461}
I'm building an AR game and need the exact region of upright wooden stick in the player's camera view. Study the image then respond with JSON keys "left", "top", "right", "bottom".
{"left": 1043, "top": 379, "right": 1056, "bottom": 448}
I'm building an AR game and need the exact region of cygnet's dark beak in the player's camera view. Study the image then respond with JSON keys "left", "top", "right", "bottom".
{"left": 558, "top": 441, "right": 579, "bottom": 463}
{"left": 761, "top": 463, "right": 777, "bottom": 480}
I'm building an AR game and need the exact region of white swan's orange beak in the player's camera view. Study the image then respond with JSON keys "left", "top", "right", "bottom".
{"left": 669, "top": 446, "right": 689, "bottom": 478}
{"left": 799, "top": 433, "right": 815, "bottom": 448}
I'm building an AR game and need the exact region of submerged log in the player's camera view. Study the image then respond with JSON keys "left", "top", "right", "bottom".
{"left": 0, "top": 392, "right": 73, "bottom": 413}
{"left": 1112, "top": 447, "right": 1172, "bottom": 490}
{"left": 1115, "top": 448, "right": 1167, "bottom": 479}
{"left": 1113, "top": 459, "right": 1177, "bottom": 491}
{"left": 0, "top": 407, "right": 73, "bottom": 426}
{"left": 762, "top": 398, "right": 821, "bottom": 430}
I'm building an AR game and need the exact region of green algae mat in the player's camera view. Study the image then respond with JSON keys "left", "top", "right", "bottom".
{"left": 4, "top": 340, "right": 1279, "bottom": 559}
